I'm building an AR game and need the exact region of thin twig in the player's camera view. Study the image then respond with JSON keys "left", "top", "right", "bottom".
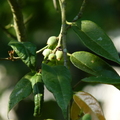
{"left": 0, "top": 24, "right": 17, "bottom": 40}
{"left": 58, "top": 0, "right": 68, "bottom": 67}
{"left": 0, "top": 58, "right": 10, "bottom": 60}
{"left": 0, "top": 45, "right": 48, "bottom": 61}
{"left": 72, "top": 80, "right": 83, "bottom": 90}
{"left": 0, "top": 14, "right": 32, "bottom": 40}
{"left": 0, "top": 57, "right": 19, "bottom": 61}
{"left": 66, "top": 0, "right": 86, "bottom": 30}
{"left": 24, "top": 14, "right": 33, "bottom": 25}
{"left": 36, "top": 45, "right": 48, "bottom": 54}
{"left": 73, "top": 0, "right": 86, "bottom": 22}
{"left": 5, "top": 24, "right": 14, "bottom": 29}
{"left": 52, "top": 0, "right": 59, "bottom": 11}
{"left": 7, "top": 0, "right": 26, "bottom": 42}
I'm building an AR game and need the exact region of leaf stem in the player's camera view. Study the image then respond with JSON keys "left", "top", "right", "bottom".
{"left": 7, "top": 0, "right": 26, "bottom": 42}
{"left": 36, "top": 45, "right": 48, "bottom": 54}
{"left": 67, "top": 53, "right": 72, "bottom": 57}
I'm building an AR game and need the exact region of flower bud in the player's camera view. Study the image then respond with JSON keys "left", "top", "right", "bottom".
{"left": 48, "top": 53, "right": 55, "bottom": 61}
{"left": 47, "top": 36, "right": 57, "bottom": 46}
{"left": 42, "top": 49, "right": 51, "bottom": 58}
{"left": 55, "top": 50, "right": 63, "bottom": 61}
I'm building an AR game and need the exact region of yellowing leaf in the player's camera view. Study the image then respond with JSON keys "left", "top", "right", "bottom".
{"left": 71, "top": 101, "right": 82, "bottom": 120}
{"left": 73, "top": 91, "right": 106, "bottom": 120}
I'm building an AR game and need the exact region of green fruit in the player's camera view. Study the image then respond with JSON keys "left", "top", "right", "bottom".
{"left": 42, "top": 49, "right": 51, "bottom": 58}
{"left": 56, "top": 50, "right": 63, "bottom": 61}
{"left": 48, "top": 53, "right": 55, "bottom": 61}
{"left": 82, "top": 114, "right": 91, "bottom": 120}
{"left": 47, "top": 36, "right": 57, "bottom": 46}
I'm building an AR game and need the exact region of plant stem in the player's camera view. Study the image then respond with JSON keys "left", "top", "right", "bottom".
{"left": 66, "top": 0, "right": 86, "bottom": 30}
{"left": 0, "top": 24, "right": 17, "bottom": 40}
{"left": 59, "top": 0, "right": 68, "bottom": 67}
{"left": 7, "top": 0, "right": 26, "bottom": 42}
{"left": 73, "top": 0, "right": 86, "bottom": 22}
{"left": 36, "top": 45, "right": 48, "bottom": 54}
{"left": 0, "top": 45, "right": 48, "bottom": 61}
{"left": 59, "top": 0, "right": 70, "bottom": 120}
{"left": 52, "top": 0, "right": 59, "bottom": 11}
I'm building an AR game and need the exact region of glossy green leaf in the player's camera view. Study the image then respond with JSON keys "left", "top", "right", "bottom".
{"left": 8, "top": 72, "right": 35, "bottom": 114}
{"left": 82, "top": 76, "right": 120, "bottom": 90}
{"left": 72, "top": 20, "right": 120, "bottom": 64}
{"left": 9, "top": 40, "right": 37, "bottom": 69}
{"left": 70, "top": 51, "right": 119, "bottom": 78}
{"left": 73, "top": 91, "right": 105, "bottom": 120}
{"left": 31, "top": 73, "right": 44, "bottom": 117}
{"left": 42, "top": 63, "right": 72, "bottom": 119}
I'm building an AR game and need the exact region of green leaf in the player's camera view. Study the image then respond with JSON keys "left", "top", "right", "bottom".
{"left": 72, "top": 20, "right": 120, "bottom": 64}
{"left": 73, "top": 91, "right": 105, "bottom": 120}
{"left": 8, "top": 72, "right": 36, "bottom": 113}
{"left": 9, "top": 40, "right": 37, "bottom": 69}
{"left": 70, "top": 51, "right": 119, "bottom": 78}
{"left": 82, "top": 76, "right": 120, "bottom": 90}
{"left": 82, "top": 76, "right": 120, "bottom": 84}
{"left": 42, "top": 63, "right": 72, "bottom": 119}
{"left": 31, "top": 73, "right": 44, "bottom": 117}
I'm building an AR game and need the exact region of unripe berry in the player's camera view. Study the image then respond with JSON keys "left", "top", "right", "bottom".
{"left": 42, "top": 49, "right": 51, "bottom": 58}
{"left": 82, "top": 114, "right": 91, "bottom": 120}
{"left": 47, "top": 36, "right": 57, "bottom": 46}
{"left": 48, "top": 53, "right": 55, "bottom": 61}
{"left": 55, "top": 50, "right": 63, "bottom": 61}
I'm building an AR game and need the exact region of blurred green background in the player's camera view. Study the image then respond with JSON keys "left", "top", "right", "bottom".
{"left": 0, "top": 0, "right": 120, "bottom": 120}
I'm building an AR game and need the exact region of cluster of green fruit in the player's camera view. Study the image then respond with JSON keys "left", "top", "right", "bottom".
{"left": 42, "top": 36, "right": 63, "bottom": 61}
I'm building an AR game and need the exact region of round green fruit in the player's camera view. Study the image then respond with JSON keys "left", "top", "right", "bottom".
{"left": 47, "top": 36, "right": 57, "bottom": 46}
{"left": 55, "top": 50, "right": 63, "bottom": 61}
{"left": 42, "top": 49, "right": 51, "bottom": 58}
{"left": 48, "top": 53, "right": 55, "bottom": 61}
{"left": 82, "top": 114, "right": 91, "bottom": 120}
